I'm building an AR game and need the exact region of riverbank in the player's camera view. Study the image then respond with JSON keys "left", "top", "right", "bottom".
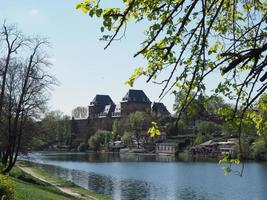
{"left": 11, "top": 161, "right": 111, "bottom": 200}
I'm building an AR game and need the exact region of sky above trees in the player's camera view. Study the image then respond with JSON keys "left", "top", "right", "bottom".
{"left": 0, "top": 0, "right": 221, "bottom": 115}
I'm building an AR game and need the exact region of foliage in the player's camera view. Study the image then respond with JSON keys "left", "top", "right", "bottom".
{"left": 166, "top": 122, "right": 179, "bottom": 136}
{"left": 112, "top": 120, "right": 119, "bottom": 141}
{"left": 174, "top": 92, "right": 206, "bottom": 121}
{"left": 250, "top": 94, "right": 267, "bottom": 141}
{"left": 219, "top": 155, "right": 241, "bottom": 175}
{"left": 76, "top": 1, "right": 267, "bottom": 162}
{"left": 88, "top": 130, "right": 111, "bottom": 151}
{"left": 71, "top": 106, "right": 88, "bottom": 119}
{"left": 204, "top": 96, "right": 228, "bottom": 116}
{"left": 127, "top": 111, "right": 146, "bottom": 130}
{"left": 77, "top": 142, "right": 88, "bottom": 152}
{"left": 194, "top": 132, "right": 209, "bottom": 145}
{"left": 148, "top": 121, "right": 160, "bottom": 137}
{"left": 38, "top": 110, "right": 71, "bottom": 148}
{"left": 126, "top": 111, "right": 150, "bottom": 147}
{"left": 121, "top": 131, "right": 132, "bottom": 144}
{"left": 30, "top": 138, "right": 45, "bottom": 151}
{"left": 0, "top": 23, "right": 56, "bottom": 173}
{"left": 221, "top": 121, "right": 238, "bottom": 137}
{"left": 0, "top": 174, "right": 14, "bottom": 200}
{"left": 197, "top": 121, "right": 222, "bottom": 136}
{"left": 252, "top": 137, "right": 266, "bottom": 160}
{"left": 76, "top": 0, "right": 267, "bottom": 122}
{"left": 112, "top": 119, "right": 125, "bottom": 141}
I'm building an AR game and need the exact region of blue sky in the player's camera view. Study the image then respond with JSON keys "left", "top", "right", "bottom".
{"left": 0, "top": 1, "right": 226, "bottom": 116}
{"left": 0, "top": 0, "right": 180, "bottom": 115}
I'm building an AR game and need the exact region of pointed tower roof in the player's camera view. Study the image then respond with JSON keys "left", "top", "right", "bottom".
{"left": 122, "top": 89, "right": 151, "bottom": 103}
{"left": 90, "top": 94, "right": 114, "bottom": 106}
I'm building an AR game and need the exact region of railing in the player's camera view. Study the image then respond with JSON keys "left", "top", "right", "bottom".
{"left": 112, "top": 112, "right": 121, "bottom": 117}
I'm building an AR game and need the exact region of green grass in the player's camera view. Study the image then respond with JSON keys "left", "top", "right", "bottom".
{"left": 9, "top": 167, "right": 75, "bottom": 200}
{"left": 11, "top": 178, "right": 75, "bottom": 200}
{"left": 14, "top": 161, "right": 112, "bottom": 200}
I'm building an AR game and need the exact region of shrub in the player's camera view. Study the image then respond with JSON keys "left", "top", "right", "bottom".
{"left": 194, "top": 132, "right": 210, "bottom": 145}
{"left": 252, "top": 138, "right": 266, "bottom": 160}
{"left": 88, "top": 130, "right": 110, "bottom": 151}
{"left": 0, "top": 174, "right": 14, "bottom": 200}
{"left": 77, "top": 142, "right": 88, "bottom": 152}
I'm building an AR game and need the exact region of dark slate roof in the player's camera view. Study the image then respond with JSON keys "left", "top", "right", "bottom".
{"left": 122, "top": 89, "right": 151, "bottom": 103}
{"left": 90, "top": 95, "right": 114, "bottom": 106}
{"left": 152, "top": 102, "right": 170, "bottom": 114}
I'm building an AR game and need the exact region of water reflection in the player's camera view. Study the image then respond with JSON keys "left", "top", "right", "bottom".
{"left": 33, "top": 152, "right": 178, "bottom": 163}
{"left": 38, "top": 164, "right": 161, "bottom": 200}
{"left": 29, "top": 153, "right": 267, "bottom": 200}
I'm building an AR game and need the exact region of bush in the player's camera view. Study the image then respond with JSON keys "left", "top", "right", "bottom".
{"left": 0, "top": 174, "right": 14, "bottom": 200}
{"left": 197, "top": 121, "right": 222, "bottom": 136}
{"left": 88, "top": 130, "right": 111, "bottom": 151}
{"left": 194, "top": 132, "right": 210, "bottom": 145}
{"left": 77, "top": 142, "right": 88, "bottom": 152}
{"left": 252, "top": 138, "right": 266, "bottom": 160}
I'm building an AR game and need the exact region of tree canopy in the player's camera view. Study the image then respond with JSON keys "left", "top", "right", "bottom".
{"left": 76, "top": 0, "right": 267, "bottom": 120}
{"left": 0, "top": 23, "right": 56, "bottom": 173}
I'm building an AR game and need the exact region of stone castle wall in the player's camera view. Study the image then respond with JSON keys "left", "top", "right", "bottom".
{"left": 71, "top": 116, "right": 118, "bottom": 145}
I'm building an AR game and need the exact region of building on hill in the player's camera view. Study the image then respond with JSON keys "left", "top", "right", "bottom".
{"left": 88, "top": 94, "right": 115, "bottom": 118}
{"left": 70, "top": 89, "right": 170, "bottom": 146}
{"left": 120, "top": 89, "right": 151, "bottom": 116}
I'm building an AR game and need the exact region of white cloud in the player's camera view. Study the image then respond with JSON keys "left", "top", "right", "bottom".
{"left": 29, "top": 9, "right": 39, "bottom": 16}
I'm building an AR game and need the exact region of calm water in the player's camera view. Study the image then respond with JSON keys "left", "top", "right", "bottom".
{"left": 26, "top": 152, "right": 267, "bottom": 200}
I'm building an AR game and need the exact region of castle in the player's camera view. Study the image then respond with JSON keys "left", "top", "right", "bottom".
{"left": 70, "top": 89, "right": 170, "bottom": 145}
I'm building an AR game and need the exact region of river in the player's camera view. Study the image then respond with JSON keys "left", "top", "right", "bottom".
{"left": 26, "top": 152, "right": 267, "bottom": 200}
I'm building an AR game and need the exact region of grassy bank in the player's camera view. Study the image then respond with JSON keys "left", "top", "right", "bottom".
{"left": 10, "top": 167, "right": 75, "bottom": 200}
{"left": 9, "top": 162, "right": 111, "bottom": 200}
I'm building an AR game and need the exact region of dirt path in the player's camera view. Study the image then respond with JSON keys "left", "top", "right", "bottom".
{"left": 17, "top": 166, "right": 97, "bottom": 200}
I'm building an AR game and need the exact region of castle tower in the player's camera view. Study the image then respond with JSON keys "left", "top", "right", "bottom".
{"left": 120, "top": 89, "right": 151, "bottom": 116}
{"left": 88, "top": 95, "right": 115, "bottom": 118}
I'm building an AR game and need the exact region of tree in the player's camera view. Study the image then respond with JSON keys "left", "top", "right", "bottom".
{"left": 71, "top": 106, "right": 88, "bottom": 119}
{"left": 126, "top": 111, "right": 149, "bottom": 148}
{"left": 174, "top": 92, "right": 206, "bottom": 123}
{"left": 0, "top": 23, "right": 56, "bottom": 173}
{"left": 88, "top": 130, "right": 111, "bottom": 151}
{"left": 174, "top": 92, "right": 226, "bottom": 128}
{"left": 194, "top": 132, "right": 210, "bottom": 145}
{"left": 250, "top": 94, "right": 267, "bottom": 142}
{"left": 111, "top": 119, "right": 125, "bottom": 141}
{"left": 40, "top": 110, "right": 71, "bottom": 147}
{"left": 197, "top": 120, "right": 222, "bottom": 136}
{"left": 76, "top": 0, "right": 267, "bottom": 110}
{"left": 76, "top": 1, "right": 267, "bottom": 149}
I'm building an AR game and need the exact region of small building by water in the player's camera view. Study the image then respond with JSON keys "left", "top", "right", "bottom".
{"left": 190, "top": 138, "right": 238, "bottom": 158}
{"left": 156, "top": 143, "right": 178, "bottom": 155}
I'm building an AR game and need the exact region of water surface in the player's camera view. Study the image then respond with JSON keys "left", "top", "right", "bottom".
{"left": 26, "top": 152, "right": 267, "bottom": 200}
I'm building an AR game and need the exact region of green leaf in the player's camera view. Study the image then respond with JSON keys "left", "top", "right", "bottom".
{"left": 76, "top": 3, "right": 82, "bottom": 10}
{"left": 223, "top": 167, "right": 232, "bottom": 175}
{"left": 89, "top": 9, "right": 95, "bottom": 16}
{"left": 148, "top": 121, "right": 160, "bottom": 137}
{"left": 82, "top": 6, "right": 89, "bottom": 14}
{"left": 96, "top": 9, "right": 103, "bottom": 17}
